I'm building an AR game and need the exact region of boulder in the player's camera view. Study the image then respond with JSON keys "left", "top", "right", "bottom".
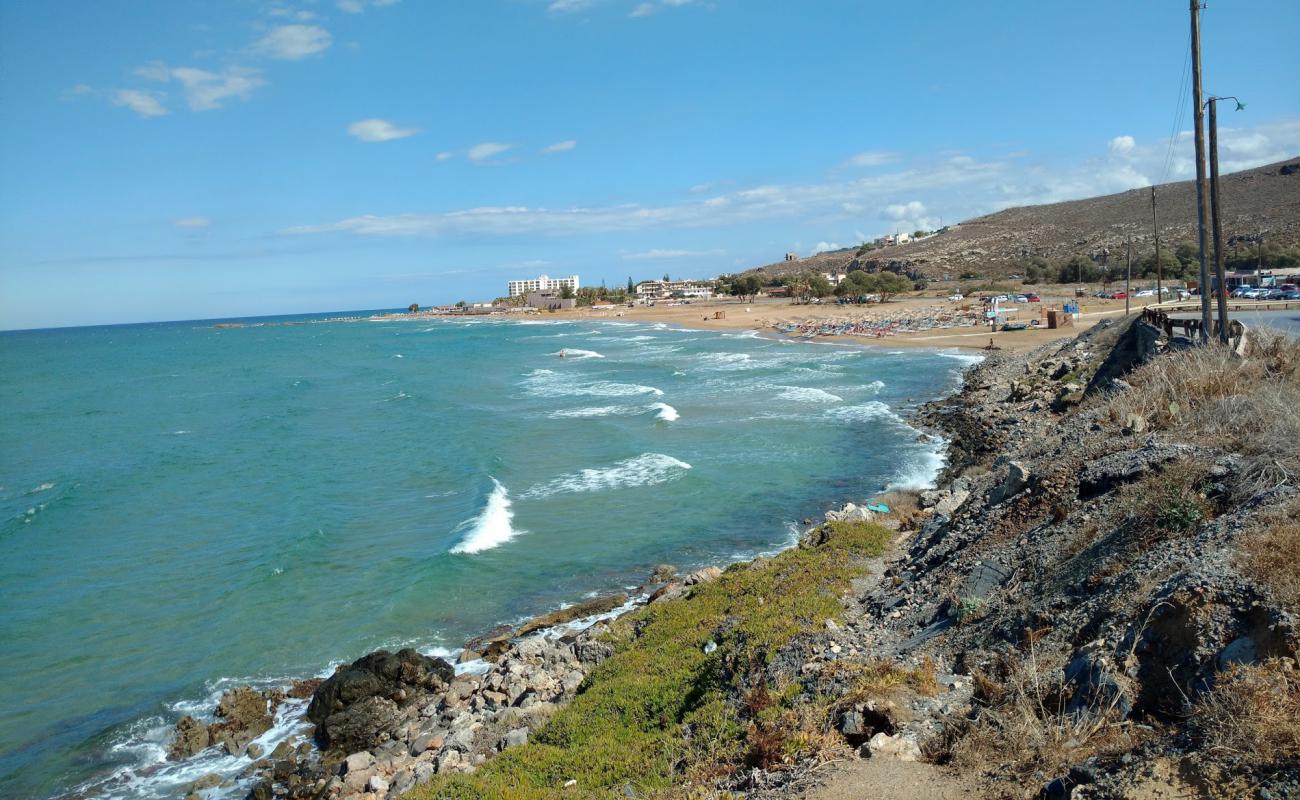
{"left": 825, "top": 503, "right": 875, "bottom": 523}
{"left": 933, "top": 488, "right": 970, "bottom": 516}
{"left": 990, "top": 461, "right": 1030, "bottom": 504}
{"left": 683, "top": 566, "right": 722, "bottom": 586}
{"left": 501, "top": 728, "right": 529, "bottom": 749}
{"left": 168, "top": 715, "right": 211, "bottom": 760}
{"left": 516, "top": 595, "right": 629, "bottom": 637}
{"left": 864, "top": 732, "right": 920, "bottom": 762}
{"left": 343, "top": 751, "right": 375, "bottom": 774}
{"left": 307, "top": 648, "right": 453, "bottom": 744}
{"left": 463, "top": 625, "right": 514, "bottom": 661}
{"left": 315, "top": 695, "right": 401, "bottom": 752}
{"left": 649, "top": 564, "right": 677, "bottom": 582}
{"left": 207, "top": 686, "right": 273, "bottom": 755}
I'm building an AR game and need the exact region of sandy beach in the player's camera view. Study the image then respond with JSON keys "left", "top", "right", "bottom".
{"left": 545, "top": 288, "right": 1157, "bottom": 352}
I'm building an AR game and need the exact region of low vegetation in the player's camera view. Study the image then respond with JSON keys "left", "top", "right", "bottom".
{"left": 1109, "top": 329, "right": 1300, "bottom": 498}
{"left": 1240, "top": 499, "right": 1300, "bottom": 612}
{"left": 410, "top": 521, "right": 894, "bottom": 799}
{"left": 1193, "top": 659, "right": 1300, "bottom": 770}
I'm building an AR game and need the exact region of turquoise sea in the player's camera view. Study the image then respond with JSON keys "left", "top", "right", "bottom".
{"left": 0, "top": 312, "right": 973, "bottom": 798}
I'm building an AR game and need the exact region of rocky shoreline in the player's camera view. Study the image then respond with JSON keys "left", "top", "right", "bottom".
{"left": 162, "top": 565, "right": 742, "bottom": 800}
{"left": 161, "top": 315, "right": 1300, "bottom": 799}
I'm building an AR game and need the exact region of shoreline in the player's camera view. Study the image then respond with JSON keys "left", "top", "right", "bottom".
{"left": 102, "top": 324, "right": 972, "bottom": 800}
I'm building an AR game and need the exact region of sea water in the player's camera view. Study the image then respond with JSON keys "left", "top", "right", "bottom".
{"left": 0, "top": 314, "right": 974, "bottom": 798}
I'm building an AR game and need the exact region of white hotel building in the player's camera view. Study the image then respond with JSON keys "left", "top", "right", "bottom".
{"left": 506, "top": 274, "right": 580, "bottom": 298}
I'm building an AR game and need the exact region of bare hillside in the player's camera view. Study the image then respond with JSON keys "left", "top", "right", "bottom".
{"left": 751, "top": 157, "right": 1300, "bottom": 280}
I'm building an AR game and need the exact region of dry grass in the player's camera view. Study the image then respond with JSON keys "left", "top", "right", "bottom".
{"left": 1193, "top": 659, "right": 1300, "bottom": 768}
{"left": 1109, "top": 329, "right": 1300, "bottom": 497}
{"left": 1239, "top": 498, "right": 1300, "bottom": 611}
{"left": 935, "top": 650, "right": 1141, "bottom": 787}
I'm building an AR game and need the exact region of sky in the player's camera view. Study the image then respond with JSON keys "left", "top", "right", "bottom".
{"left": 1, "top": 0, "right": 1298, "bottom": 330}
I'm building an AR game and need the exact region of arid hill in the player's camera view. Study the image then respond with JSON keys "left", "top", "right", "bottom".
{"left": 749, "top": 157, "right": 1300, "bottom": 280}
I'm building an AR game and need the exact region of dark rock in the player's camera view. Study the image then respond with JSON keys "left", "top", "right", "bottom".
{"left": 316, "top": 695, "right": 399, "bottom": 751}
{"left": 307, "top": 648, "right": 452, "bottom": 727}
{"left": 464, "top": 625, "right": 514, "bottom": 660}
{"left": 516, "top": 595, "right": 628, "bottom": 637}
{"left": 168, "top": 715, "right": 210, "bottom": 760}
{"left": 649, "top": 564, "right": 677, "bottom": 582}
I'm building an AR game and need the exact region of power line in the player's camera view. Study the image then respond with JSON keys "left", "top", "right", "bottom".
{"left": 1160, "top": 27, "right": 1193, "bottom": 186}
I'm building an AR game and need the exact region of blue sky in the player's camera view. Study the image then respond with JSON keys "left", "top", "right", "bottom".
{"left": 1, "top": 0, "right": 1298, "bottom": 330}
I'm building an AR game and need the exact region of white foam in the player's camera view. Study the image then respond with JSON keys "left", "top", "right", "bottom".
{"left": 555, "top": 348, "right": 605, "bottom": 360}
{"left": 548, "top": 405, "right": 637, "bottom": 418}
{"left": 27, "top": 482, "right": 55, "bottom": 494}
{"left": 865, "top": 380, "right": 886, "bottom": 392}
{"left": 696, "top": 352, "right": 756, "bottom": 370}
{"left": 523, "top": 453, "right": 691, "bottom": 499}
{"left": 826, "top": 401, "right": 903, "bottom": 424}
{"left": 938, "top": 350, "right": 985, "bottom": 366}
{"left": 722, "top": 329, "right": 762, "bottom": 339}
{"left": 775, "top": 385, "right": 844, "bottom": 404}
{"left": 885, "top": 445, "right": 947, "bottom": 491}
{"left": 521, "top": 369, "right": 663, "bottom": 399}
{"left": 450, "top": 479, "right": 523, "bottom": 554}
{"left": 651, "top": 402, "right": 680, "bottom": 421}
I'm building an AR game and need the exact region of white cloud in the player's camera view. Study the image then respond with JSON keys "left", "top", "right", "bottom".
{"left": 111, "top": 89, "right": 168, "bottom": 117}
{"left": 135, "top": 61, "right": 265, "bottom": 111}
{"left": 541, "top": 139, "right": 577, "bottom": 154}
{"left": 337, "top": 0, "right": 400, "bottom": 12}
{"left": 630, "top": 3, "right": 657, "bottom": 16}
{"left": 253, "top": 24, "right": 332, "bottom": 60}
{"left": 548, "top": 0, "right": 596, "bottom": 13}
{"left": 282, "top": 119, "right": 1300, "bottom": 240}
{"left": 467, "top": 142, "right": 514, "bottom": 162}
{"left": 269, "top": 6, "right": 318, "bottom": 21}
{"left": 811, "top": 242, "right": 842, "bottom": 255}
{"left": 61, "top": 84, "right": 93, "bottom": 101}
{"left": 882, "top": 200, "right": 926, "bottom": 220}
{"left": 436, "top": 151, "right": 455, "bottom": 161}
{"left": 171, "top": 67, "right": 265, "bottom": 111}
{"left": 1109, "top": 135, "right": 1136, "bottom": 156}
{"left": 622, "top": 248, "right": 725, "bottom": 260}
{"left": 347, "top": 118, "right": 420, "bottom": 142}
{"left": 174, "top": 216, "right": 211, "bottom": 228}
{"left": 846, "top": 150, "right": 899, "bottom": 167}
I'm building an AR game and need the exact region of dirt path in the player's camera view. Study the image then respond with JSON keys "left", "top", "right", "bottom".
{"left": 799, "top": 758, "right": 988, "bottom": 800}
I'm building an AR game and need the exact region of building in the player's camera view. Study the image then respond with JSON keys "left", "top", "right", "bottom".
{"left": 873, "top": 232, "right": 911, "bottom": 247}
{"left": 525, "top": 291, "right": 576, "bottom": 310}
{"left": 821, "top": 272, "right": 845, "bottom": 287}
{"left": 785, "top": 252, "right": 800, "bottom": 262}
{"left": 507, "top": 274, "right": 579, "bottom": 298}
{"left": 634, "top": 279, "right": 714, "bottom": 300}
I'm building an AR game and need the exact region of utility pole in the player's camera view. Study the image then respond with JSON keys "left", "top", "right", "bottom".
{"left": 1125, "top": 237, "right": 1132, "bottom": 316}
{"left": 1256, "top": 229, "right": 1264, "bottom": 288}
{"left": 1190, "top": 0, "right": 1212, "bottom": 344}
{"left": 1207, "top": 97, "right": 1230, "bottom": 344}
{"left": 1151, "top": 186, "right": 1162, "bottom": 301}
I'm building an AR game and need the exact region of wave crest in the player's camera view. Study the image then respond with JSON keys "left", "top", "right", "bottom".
{"left": 523, "top": 453, "right": 691, "bottom": 499}
{"left": 450, "top": 479, "right": 522, "bottom": 554}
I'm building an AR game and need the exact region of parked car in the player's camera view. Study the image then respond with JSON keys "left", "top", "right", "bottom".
{"left": 1135, "top": 289, "right": 1156, "bottom": 297}
{"left": 1262, "top": 289, "right": 1286, "bottom": 300}
{"left": 1013, "top": 294, "right": 1029, "bottom": 303}
{"left": 1282, "top": 290, "right": 1300, "bottom": 300}
{"left": 1024, "top": 293, "right": 1041, "bottom": 302}
{"left": 1230, "top": 286, "right": 1256, "bottom": 298}
{"left": 1111, "top": 291, "right": 1128, "bottom": 300}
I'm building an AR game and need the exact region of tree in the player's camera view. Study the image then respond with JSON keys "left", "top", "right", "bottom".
{"left": 663, "top": 272, "right": 671, "bottom": 283}
{"left": 807, "top": 274, "right": 834, "bottom": 298}
{"left": 731, "top": 274, "right": 762, "bottom": 301}
{"left": 559, "top": 284, "right": 575, "bottom": 300}
{"left": 1058, "top": 254, "right": 1100, "bottom": 284}
{"left": 408, "top": 303, "right": 420, "bottom": 313}
{"left": 455, "top": 300, "right": 467, "bottom": 308}
{"left": 870, "top": 271, "right": 913, "bottom": 302}
{"left": 627, "top": 276, "right": 635, "bottom": 293}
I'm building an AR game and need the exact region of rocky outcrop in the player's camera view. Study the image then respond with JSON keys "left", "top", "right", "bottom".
{"left": 307, "top": 649, "right": 454, "bottom": 752}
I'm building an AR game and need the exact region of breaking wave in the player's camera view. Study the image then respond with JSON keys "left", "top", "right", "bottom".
{"left": 521, "top": 369, "right": 663, "bottom": 398}
{"left": 775, "top": 386, "right": 843, "bottom": 404}
{"left": 522, "top": 453, "right": 691, "bottom": 499}
{"left": 450, "top": 479, "right": 522, "bottom": 554}
{"left": 554, "top": 349, "right": 605, "bottom": 360}
{"left": 651, "top": 402, "right": 680, "bottom": 421}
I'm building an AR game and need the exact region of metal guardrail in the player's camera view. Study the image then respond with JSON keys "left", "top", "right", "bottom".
{"left": 1150, "top": 299, "right": 1300, "bottom": 312}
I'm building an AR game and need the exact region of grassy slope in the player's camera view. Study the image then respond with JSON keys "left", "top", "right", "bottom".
{"left": 410, "top": 521, "right": 894, "bottom": 800}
